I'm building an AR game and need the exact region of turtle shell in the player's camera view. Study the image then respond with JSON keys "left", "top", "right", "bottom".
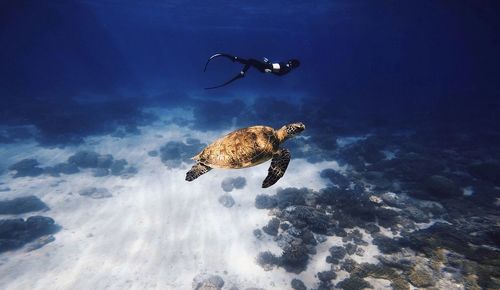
{"left": 193, "top": 126, "right": 280, "bottom": 169}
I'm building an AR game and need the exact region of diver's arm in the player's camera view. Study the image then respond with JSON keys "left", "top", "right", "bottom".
{"left": 263, "top": 57, "right": 272, "bottom": 73}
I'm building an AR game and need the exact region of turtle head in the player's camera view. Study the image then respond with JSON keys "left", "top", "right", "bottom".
{"left": 278, "top": 122, "right": 305, "bottom": 143}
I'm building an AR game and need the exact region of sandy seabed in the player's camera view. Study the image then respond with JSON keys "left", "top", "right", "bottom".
{"left": 0, "top": 108, "right": 384, "bottom": 290}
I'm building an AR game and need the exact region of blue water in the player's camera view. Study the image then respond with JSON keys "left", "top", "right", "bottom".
{"left": 1, "top": 1, "right": 499, "bottom": 289}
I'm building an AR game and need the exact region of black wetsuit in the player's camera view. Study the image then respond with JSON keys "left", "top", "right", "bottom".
{"left": 235, "top": 57, "right": 293, "bottom": 76}
{"left": 204, "top": 53, "right": 296, "bottom": 89}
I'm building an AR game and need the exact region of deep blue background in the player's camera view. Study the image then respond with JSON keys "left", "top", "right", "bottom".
{"left": 1, "top": 0, "right": 499, "bottom": 144}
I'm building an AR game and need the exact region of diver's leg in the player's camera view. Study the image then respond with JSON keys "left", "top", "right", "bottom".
{"left": 209, "top": 53, "right": 253, "bottom": 66}
{"left": 204, "top": 64, "right": 248, "bottom": 90}
{"left": 205, "top": 53, "right": 246, "bottom": 71}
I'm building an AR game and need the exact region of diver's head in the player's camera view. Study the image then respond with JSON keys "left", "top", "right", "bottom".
{"left": 288, "top": 59, "right": 300, "bottom": 68}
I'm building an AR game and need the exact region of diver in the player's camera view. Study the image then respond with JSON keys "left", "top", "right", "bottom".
{"left": 203, "top": 53, "right": 300, "bottom": 89}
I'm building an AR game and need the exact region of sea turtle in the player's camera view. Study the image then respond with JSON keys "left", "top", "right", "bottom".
{"left": 186, "top": 122, "right": 305, "bottom": 188}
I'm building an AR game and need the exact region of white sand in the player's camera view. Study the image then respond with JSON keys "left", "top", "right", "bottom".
{"left": 0, "top": 111, "right": 390, "bottom": 289}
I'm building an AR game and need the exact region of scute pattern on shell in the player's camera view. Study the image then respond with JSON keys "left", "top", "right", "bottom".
{"left": 194, "top": 126, "right": 280, "bottom": 169}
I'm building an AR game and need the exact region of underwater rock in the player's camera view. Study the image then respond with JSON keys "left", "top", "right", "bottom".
{"left": 44, "top": 162, "right": 80, "bottom": 176}
{"left": 318, "top": 186, "right": 394, "bottom": 228}
{"left": 300, "top": 229, "right": 317, "bottom": 246}
{"left": 416, "top": 199, "right": 445, "bottom": 215}
{"left": 363, "top": 223, "right": 380, "bottom": 234}
{"left": 364, "top": 171, "right": 392, "bottom": 191}
{"left": 320, "top": 169, "right": 350, "bottom": 189}
{"left": 8, "top": 158, "right": 44, "bottom": 178}
{"left": 159, "top": 141, "right": 188, "bottom": 167}
{"left": 345, "top": 243, "right": 357, "bottom": 255}
{"left": 254, "top": 194, "right": 278, "bottom": 209}
{"left": 340, "top": 258, "right": 358, "bottom": 273}
{"left": 376, "top": 255, "right": 413, "bottom": 271}
{"left": 383, "top": 152, "right": 445, "bottom": 183}
{"left": 92, "top": 168, "right": 110, "bottom": 177}
{"left": 9, "top": 151, "right": 135, "bottom": 179}
{"left": 221, "top": 176, "right": 246, "bottom": 192}
{"left": 256, "top": 251, "right": 279, "bottom": 270}
{"left": 276, "top": 187, "right": 308, "bottom": 209}
{"left": 68, "top": 151, "right": 100, "bottom": 168}
{"left": 279, "top": 205, "right": 330, "bottom": 234}
{"left": 147, "top": 150, "right": 158, "bottom": 157}
{"left": 110, "top": 159, "right": 128, "bottom": 175}
{"left": 424, "top": 175, "right": 462, "bottom": 198}
{"left": 263, "top": 218, "right": 280, "bottom": 236}
{"left": 352, "top": 263, "right": 409, "bottom": 290}
{"left": 218, "top": 194, "right": 235, "bottom": 208}
{"left": 317, "top": 270, "right": 337, "bottom": 282}
{"left": 280, "top": 241, "right": 309, "bottom": 273}
{"left": 0, "top": 216, "right": 58, "bottom": 253}
{"left": 408, "top": 264, "right": 435, "bottom": 288}
{"left": 253, "top": 229, "right": 263, "bottom": 239}
{"left": 291, "top": 278, "right": 307, "bottom": 290}
{"left": 372, "top": 235, "right": 401, "bottom": 254}
{"left": 96, "top": 154, "right": 114, "bottom": 168}
{"left": 325, "top": 256, "right": 338, "bottom": 264}
{"left": 467, "top": 161, "right": 500, "bottom": 185}
{"left": 315, "top": 234, "right": 327, "bottom": 243}
{"left": 336, "top": 276, "right": 371, "bottom": 290}
{"left": 329, "top": 246, "right": 347, "bottom": 260}
{"left": 380, "top": 192, "right": 408, "bottom": 208}
{"left": 368, "top": 195, "right": 383, "bottom": 205}
{"left": 0, "top": 196, "right": 48, "bottom": 215}
{"left": 79, "top": 187, "right": 112, "bottom": 199}
{"left": 331, "top": 227, "right": 348, "bottom": 237}
{"left": 404, "top": 206, "right": 429, "bottom": 223}
{"left": 192, "top": 274, "right": 224, "bottom": 290}
{"left": 160, "top": 140, "right": 204, "bottom": 168}
{"left": 120, "top": 166, "right": 138, "bottom": 179}
{"left": 374, "top": 208, "right": 399, "bottom": 228}
{"left": 400, "top": 222, "right": 500, "bottom": 266}
{"left": 342, "top": 229, "right": 366, "bottom": 245}
{"left": 362, "top": 145, "right": 386, "bottom": 164}
{"left": 276, "top": 229, "right": 302, "bottom": 250}
{"left": 355, "top": 248, "right": 365, "bottom": 257}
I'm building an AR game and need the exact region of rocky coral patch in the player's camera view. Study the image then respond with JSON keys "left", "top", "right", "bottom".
{"left": 253, "top": 132, "right": 500, "bottom": 289}
{"left": 7, "top": 150, "right": 137, "bottom": 179}
{"left": 159, "top": 139, "right": 205, "bottom": 168}
{"left": 79, "top": 187, "right": 112, "bottom": 199}
{"left": 0, "top": 196, "right": 48, "bottom": 214}
{"left": 192, "top": 274, "right": 224, "bottom": 290}
{"left": 0, "top": 216, "right": 59, "bottom": 253}
{"left": 221, "top": 177, "right": 247, "bottom": 192}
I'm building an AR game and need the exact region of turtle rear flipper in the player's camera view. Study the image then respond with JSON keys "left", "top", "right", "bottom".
{"left": 186, "top": 163, "right": 212, "bottom": 181}
{"left": 262, "top": 148, "right": 291, "bottom": 188}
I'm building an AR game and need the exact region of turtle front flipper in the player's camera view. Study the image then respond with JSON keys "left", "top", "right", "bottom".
{"left": 262, "top": 148, "right": 291, "bottom": 188}
{"left": 186, "top": 163, "right": 212, "bottom": 181}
